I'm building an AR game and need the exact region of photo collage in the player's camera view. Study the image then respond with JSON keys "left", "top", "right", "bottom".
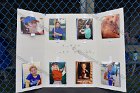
{"left": 16, "top": 8, "right": 126, "bottom": 92}
{"left": 20, "top": 14, "right": 120, "bottom": 39}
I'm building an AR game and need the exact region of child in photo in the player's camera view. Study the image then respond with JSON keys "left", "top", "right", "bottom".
{"left": 77, "top": 19, "right": 93, "bottom": 40}
{"left": 76, "top": 61, "right": 93, "bottom": 84}
{"left": 101, "top": 62, "right": 120, "bottom": 87}
{"left": 104, "top": 64, "right": 115, "bottom": 86}
{"left": 79, "top": 23, "right": 91, "bottom": 39}
{"left": 21, "top": 16, "right": 44, "bottom": 35}
{"left": 101, "top": 14, "right": 120, "bottom": 38}
{"left": 23, "top": 64, "right": 41, "bottom": 88}
{"left": 50, "top": 62, "right": 66, "bottom": 84}
{"left": 79, "top": 63, "right": 89, "bottom": 79}
{"left": 49, "top": 19, "right": 66, "bottom": 40}
{"left": 52, "top": 21, "right": 64, "bottom": 40}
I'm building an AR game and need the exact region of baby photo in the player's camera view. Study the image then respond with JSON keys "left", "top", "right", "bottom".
{"left": 49, "top": 18, "right": 66, "bottom": 40}
{"left": 49, "top": 62, "right": 66, "bottom": 84}
{"left": 22, "top": 63, "right": 41, "bottom": 89}
{"left": 101, "top": 62, "right": 121, "bottom": 87}
{"left": 77, "top": 19, "right": 93, "bottom": 40}
{"left": 20, "top": 15, "right": 44, "bottom": 35}
{"left": 101, "top": 14, "right": 120, "bottom": 39}
{"left": 76, "top": 61, "right": 93, "bottom": 84}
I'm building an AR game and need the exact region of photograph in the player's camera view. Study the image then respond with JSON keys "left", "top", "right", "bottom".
{"left": 20, "top": 16, "right": 44, "bottom": 35}
{"left": 101, "top": 14, "right": 120, "bottom": 39}
{"left": 22, "top": 62, "right": 41, "bottom": 89}
{"left": 49, "top": 62, "right": 66, "bottom": 84}
{"left": 76, "top": 18, "right": 93, "bottom": 40}
{"left": 76, "top": 61, "right": 93, "bottom": 84}
{"left": 101, "top": 62, "right": 121, "bottom": 87}
{"left": 49, "top": 18, "right": 66, "bottom": 40}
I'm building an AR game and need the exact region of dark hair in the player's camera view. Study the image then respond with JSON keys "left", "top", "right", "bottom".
{"left": 86, "top": 23, "right": 90, "bottom": 25}
{"left": 55, "top": 21, "right": 60, "bottom": 25}
{"left": 55, "top": 21, "right": 61, "bottom": 28}
{"left": 51, "top": 62, "right": 58, "bottom": 66}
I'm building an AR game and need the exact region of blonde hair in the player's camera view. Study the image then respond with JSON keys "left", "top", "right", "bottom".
{"left": 29, "top": 65, "right": 37, "bottom": 72}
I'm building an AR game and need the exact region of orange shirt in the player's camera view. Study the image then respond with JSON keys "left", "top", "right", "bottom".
{"left": 104, "top": 72, "right": 108, "bottom": 80}
{"left": 52, "top": 70, "right": 62, "bottom": 81}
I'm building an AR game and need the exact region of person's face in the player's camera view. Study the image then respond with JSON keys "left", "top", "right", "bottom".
{"left": 52, "top": 64, "right": 59, "bottom": 70}
{"left": 27, "top": 21, "right": 38, "bottom": 33}
{"left": 30, "top": 68, "right": 37, "bottom": 75}
{"left": 86, "top": 24, "right": 90, "bottom": 28}
{"left": 28, "top": 21, "right": 37, "bottom": 28}
{"left": 108, "top": 65, "right": 112, "bottom": 71}
{"left": 81, "top": 63, "right": 86, "bottom": 70}
{"left": 55, "top": 23, "right": 60, "bottom": 28}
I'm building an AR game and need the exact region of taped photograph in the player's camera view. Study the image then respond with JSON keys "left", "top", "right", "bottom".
{"left": 101, "top": 62, "right": 121, "bottom": 87}
{"left": 101, "top": 14, "right": 120, "bottom": 39}
{"left": 22, "top": 62, "right": 42, "bottom": 89}
{"left": 49, "top": 18, "right": 66, "bottom": 40}
{"left": 77, "top": 18, "right": 93, "bottom": 40}
{"left": 20, "top": 14, "right": 44, "bottom": 35}
{"left": 76, "top": 61, "right": 93, "bottom": 84}
{"left": 49, "top": 62, "right": 66, "bottom": 84}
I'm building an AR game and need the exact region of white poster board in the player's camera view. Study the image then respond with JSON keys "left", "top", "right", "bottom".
{"left": 16, "top": 8, "right": 126, "bottom": 92}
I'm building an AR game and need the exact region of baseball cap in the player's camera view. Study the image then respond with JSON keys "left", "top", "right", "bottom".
{"left": 51, "top": 62, "right": 58, "bottom": 66}
{"left": 23, "top": 16, "right": 39, "bottom": 25}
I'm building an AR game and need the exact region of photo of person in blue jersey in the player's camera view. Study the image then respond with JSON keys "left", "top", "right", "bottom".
{"left": 49, "top": 18, "right": 66, "bottom": 40}
{"left": 22, "top": 63, "right": 41, "bottom": 89}
{"left": 101, "top": 62, "right": 121, "bottom": 87}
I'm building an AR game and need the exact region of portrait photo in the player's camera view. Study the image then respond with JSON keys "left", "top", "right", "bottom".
{"left": 76, "top": 61, "right": 93, "bottom": 84}
{"left": 49, "top": 18, "right": 66, "bottom": 40}
{"left": 20, "top": 16, "right": 44, "bottom": 35}
{"left": 101, "top": 14, "right": 120, "bottom": 39}
{"left": 22, "top": 62, "right": 41, "bottom": 89}
{"left": 76, "top": 18, "right": 93, "bottom": 40}
{"left": 101, "top": 62, "right": 121, "bottom": 87}
{"left": 49, "top": 62, "right": 66, "bottom": 84}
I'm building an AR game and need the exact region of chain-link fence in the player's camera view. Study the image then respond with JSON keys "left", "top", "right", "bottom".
{"left": 0, "top": 0, "right": 140, "bottom": 93}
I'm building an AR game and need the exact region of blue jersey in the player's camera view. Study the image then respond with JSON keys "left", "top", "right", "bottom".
{"left": 107, "top": 71, "right": 113, "bottom": 86}
{"left": 52, "top": 27, "right": 64, "bottom": 40}
{"left": 26, "top": 74, "right": 41, "bottom": 87}
{"left": 111, "top": 65, "right": 117, "bottom": 75}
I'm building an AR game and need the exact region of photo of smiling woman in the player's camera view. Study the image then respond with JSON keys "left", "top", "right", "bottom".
{"left": 49, "top": 18, "right": 66, "bottom": 40}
